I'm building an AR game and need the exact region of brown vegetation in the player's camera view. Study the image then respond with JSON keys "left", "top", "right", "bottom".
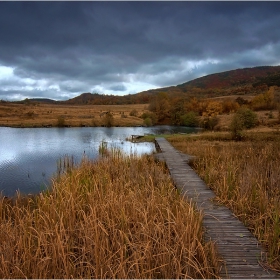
{"left": 1, "top": 82, "right": 280, "bottom": 129}
{"left": 145, "top": 85, "right": 280, "bottom": 132}
{"left": 0, "top": 152, "right": 219, "bottom": 278}
{"left": 0, "top": 103, "right": 148, "bottom": 127}
{"left": 140, "top": 66, "right": 280, "bottom": 99}
{"left": 168, "top": 131, "right": 280, "bottom": 271}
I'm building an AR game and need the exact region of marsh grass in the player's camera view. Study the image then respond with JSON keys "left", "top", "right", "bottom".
{"left": 169, "top": 134, "right": 280, "bottom": 270}
{"left": 0, "top": 103, "right": 147, "bottom": 127}
{"left": 56, "top": 155, "right": 75, "bottom": 176}
{"left": 98, "top": 140, "right": 109, "bottom": 157}
{"left": 0, "top": 152, "right": 219, "bottom": 278}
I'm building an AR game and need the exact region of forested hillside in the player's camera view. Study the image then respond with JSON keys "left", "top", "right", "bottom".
{"left": 67, "top": 65, "right": 280, "bottom": 105}
{"left": 16, "top": 65, "right": 280, "bottom": 106}
{"left": 140, "top": 65, "right": 280, "bottom": 99}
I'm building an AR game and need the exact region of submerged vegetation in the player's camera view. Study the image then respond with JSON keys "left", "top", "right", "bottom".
{"left": 0, "top": 152, "right": 219, "bottom": 278}
{"left": 168, "top": 131, "right": 280, "bottom": 271}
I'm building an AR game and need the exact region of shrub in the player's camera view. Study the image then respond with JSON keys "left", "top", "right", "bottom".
{"left": 235, "top": 97, "right": 249, "bottom": 106}
{"left": 129, "top": 109, "right": 138, "bottom": 117}
{"left": 236, "top": 108, "right": 258, "bottom": 129}
{"left": 180, "top": 111, "right": 199, "bottom": 127}
{"left": 103, "top": 112, "right": 114, "bottom": 127}
{"left": 230, "top": 113, "right": 244, "bottom": 140}
{"left": 141, "top": 112, "right": 149, "bottom": 119}
{"left": 251, "top": 87, "right": 276, "bottom": 111}
{"left": 229, "top": 108, "right": 258, "bottom": 140}
{"left": 222, "top": 100, "right": 240, "bottom": 114}
{"left": 144, "top": 117, "right": 152, "bottom": 127}
{"left": 141, "top": 112, "right": 157, "bottom": 124}
{"left": 200, "top": 116, "right": 219, "bottom": 130}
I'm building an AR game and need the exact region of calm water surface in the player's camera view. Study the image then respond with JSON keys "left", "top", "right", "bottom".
{"left": 0, "top": 126, "right": 200, "bottom": 196}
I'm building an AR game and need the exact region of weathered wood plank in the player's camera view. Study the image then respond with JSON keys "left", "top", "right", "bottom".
{"left": 155, "top": 137, "right": 280, "bottom": 279}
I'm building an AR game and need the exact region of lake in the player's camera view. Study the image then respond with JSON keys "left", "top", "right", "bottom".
{"left": 0, "top": 126, "right": 200, "bottom": 196}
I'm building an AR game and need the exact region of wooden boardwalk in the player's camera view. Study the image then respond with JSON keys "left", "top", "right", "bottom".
{"left": 155, "top": 137, "right": 280, "bottom": 279}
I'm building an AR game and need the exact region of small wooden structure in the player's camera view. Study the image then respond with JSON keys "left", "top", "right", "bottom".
{"left": 131, "top": 135, "right": 144, "bottom": 142}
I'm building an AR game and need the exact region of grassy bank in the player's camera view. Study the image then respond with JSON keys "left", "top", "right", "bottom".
{"left": 168, "top": 131, "right": 280, "bottom": 271}
{"left": 0, "top": 152, "right": 219, "bottom": 278}
{"left": 0, "top": 102, "right": 148, "bottom": 127}
{"left": 1, "top": 99, "right": 279, "bottom": 130}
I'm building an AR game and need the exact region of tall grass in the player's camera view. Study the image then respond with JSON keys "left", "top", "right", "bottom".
{"left": 0, "top": 152, "right": 219, "bottom": 278}
{"left": 169, "top": 135, "right": 280, "bottom": 271}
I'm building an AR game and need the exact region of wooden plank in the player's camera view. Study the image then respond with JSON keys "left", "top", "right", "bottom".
{"left": 154, "top": 137, "right": 280, "bottom": 279}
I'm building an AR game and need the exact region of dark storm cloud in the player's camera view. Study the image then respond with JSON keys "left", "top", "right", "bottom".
{"left": 0, "top": 1, "right": 280, "bottom": 100}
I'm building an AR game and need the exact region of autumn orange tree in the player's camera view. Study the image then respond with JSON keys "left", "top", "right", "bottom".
{"left": 251, "top": 86, "right": 277, "bottom": 110}
{"left": 198, "top": 101, "right": 221, "bottom": 130}
{"left": 185, "top": 97, "right": 206, "bottom": 115}
{"left": 222, "top": 99, "right": 240, "bottom": 114}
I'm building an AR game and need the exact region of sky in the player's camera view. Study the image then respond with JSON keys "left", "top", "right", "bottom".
{"left": 0, "top": 1, "right": 280, "bottom": 101}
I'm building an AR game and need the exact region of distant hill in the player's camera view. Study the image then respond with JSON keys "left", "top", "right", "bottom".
{"left": 178, "top": 66, "right": 280, "bottom": 89}
{"left": 16, "top": 98, "right": 57, "bottom": 104}
{"left": 29, "top": 98, "right": 57, "bottom": 104}
{"left": 64, "top": 92, "right": 152, "bottom": 105}
{"left": 63, "top": 66, "right": 280, "bottom": 105}
{"left": 138, "top": 65, "right": 280, "bottom": 99}
{"left": 16, "top": 65, "right": 280, "bottom": 106}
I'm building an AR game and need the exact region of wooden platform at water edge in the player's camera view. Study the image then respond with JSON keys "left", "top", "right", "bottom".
{"left": 155, "top": 137, "right": 280, "bottom": 279}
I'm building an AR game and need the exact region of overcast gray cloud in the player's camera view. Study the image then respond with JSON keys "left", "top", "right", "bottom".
{"left": 0, "top": 1, "right": 280, "bottom": 101}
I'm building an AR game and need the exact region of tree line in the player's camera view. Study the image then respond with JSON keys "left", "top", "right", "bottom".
{"left": 142, "top": 86, "right": 280, "bottom": 131}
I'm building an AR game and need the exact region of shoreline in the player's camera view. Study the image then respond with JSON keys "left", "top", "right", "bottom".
{"left": 0, "top": 123, "right": 147, "bottom": 128}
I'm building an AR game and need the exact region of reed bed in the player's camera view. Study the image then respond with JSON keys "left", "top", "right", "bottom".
{"left": 0, "top": 152, "right": 219, "bottom": 278}
{"left": 169, "top": 135, "right": 280, "bottom": 271}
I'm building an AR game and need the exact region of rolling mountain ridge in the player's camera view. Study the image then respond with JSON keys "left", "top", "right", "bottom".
{"left": 139, "top": 65, "right": 280, "bottom": 99}
{"left": 178, "top": 65, "right": 280, "bottom": 89}
{"left": 22, "top": 65, "right": 280, "bottom": 105}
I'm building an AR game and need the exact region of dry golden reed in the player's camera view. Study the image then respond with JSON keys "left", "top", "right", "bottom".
{"left": 0, "top": 102, "right": 147, "bottom": 127}
{"left": 0, "top": 152, "right": 219, "bottom": 278}
{"left": 169, "top": 133, "right": 280, "bottom": 271}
